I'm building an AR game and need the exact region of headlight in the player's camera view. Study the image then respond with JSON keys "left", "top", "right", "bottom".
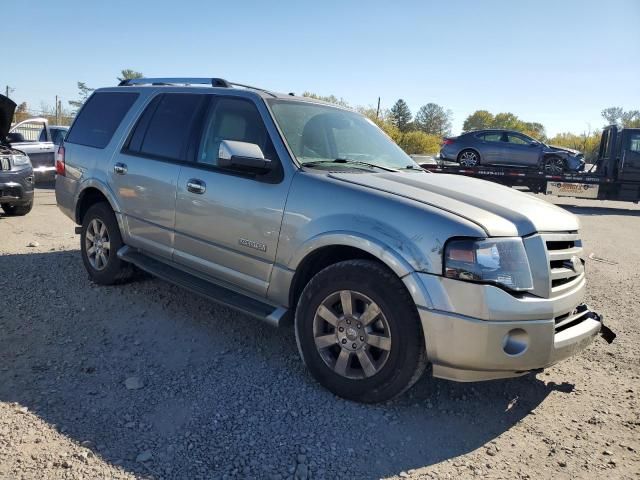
{"left": 444, "top": 237, "right": 533, "bottom": 291}
{"left": 12, "top": 154, "right": 31, "bottom": 166}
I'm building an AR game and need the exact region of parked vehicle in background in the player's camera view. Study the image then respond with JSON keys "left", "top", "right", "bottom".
{"left": 427, "top": 125, "right": 640, "bottom": 203}
{"left": 440, "top": 129, "right": 585, "bottom": 174}
{"left": 49, "top": 125, "right": 69, "bottom": 147}
{"left": 6, "top": 116, "right": 56, "bottom": 181}
{"left": 0, "top": 95, "right": 35, "bottom": 216}
{"left": 56, "top": 78, "right": 608, "bottom": 403}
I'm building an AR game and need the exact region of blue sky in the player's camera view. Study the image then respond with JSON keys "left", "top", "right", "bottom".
{"left": 5, "top": 0, "right": 639, "bottom": 136}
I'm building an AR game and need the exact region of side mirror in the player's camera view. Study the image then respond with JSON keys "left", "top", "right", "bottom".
{"left": 6, "top": 132, "right": 25, "bottom": 143}
{"left": 218, "top": 140, "right": 271, "bottom": 173}
{"left": 530, "top": 141, "right": 540, "bottom": 147}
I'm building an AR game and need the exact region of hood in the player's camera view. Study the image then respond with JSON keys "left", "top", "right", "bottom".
{"left": 0, "top": 94, "right": 17, "bottom": 142}
{"left": 328, "top": 171, "right": 579, "bottom": 237}
{"left": 547, "top": 145, "right": 582, "bottom": 157}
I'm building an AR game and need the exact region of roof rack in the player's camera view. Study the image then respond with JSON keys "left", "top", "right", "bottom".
{"left": 117, "top": 77, "right": 277, "bottom": 97}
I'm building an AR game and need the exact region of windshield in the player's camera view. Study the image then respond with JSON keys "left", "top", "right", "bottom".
{"left": 267, "top": 99, "right": 418, "bottom": 170}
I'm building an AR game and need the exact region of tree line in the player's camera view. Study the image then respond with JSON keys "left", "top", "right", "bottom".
{"left": 22, "top": 69, "right": 639, "bottom": 163}
{"left": 305, "top": 93, "right": 639, "bottom": 162}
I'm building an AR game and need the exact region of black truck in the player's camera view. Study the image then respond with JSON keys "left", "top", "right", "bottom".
{"left": 424, "top": 125, "right": 640, "bottom": 203}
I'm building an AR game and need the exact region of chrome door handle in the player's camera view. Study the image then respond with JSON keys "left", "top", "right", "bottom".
{"left": 113, "top": 162, "right": 128, "bottom": 175}
{"left": 187, "top": 179, "right": 206, "bottom": 194}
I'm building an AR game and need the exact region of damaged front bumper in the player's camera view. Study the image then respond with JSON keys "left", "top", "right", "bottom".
{"left": 405, "top": 272, "right": 614, "bottom": 382}
{"left": 418, "top": 303, "right": 608, "bottom": 382}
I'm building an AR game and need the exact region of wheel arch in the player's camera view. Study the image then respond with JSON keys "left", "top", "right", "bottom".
{"left": 75, "top": 180, "right": 122, "bottom": 226}
{"left": 286, "top": 233, "right": 416, "bottom": 310}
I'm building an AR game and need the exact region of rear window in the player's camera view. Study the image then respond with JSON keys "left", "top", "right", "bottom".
{"left": 126, "top": 93, "right": 206, "bottom": 161}
{"left": 66, "top": 92, "right": 138, "bottom": 148}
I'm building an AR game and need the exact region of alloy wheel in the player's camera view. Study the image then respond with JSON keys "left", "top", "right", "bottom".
{"left": 459, "top": 151, "right": 479, "bottom": 166}
{"left": 544, "top": 157, "right": 565, "bottom": 175}
{"left": 85, "top": 218, "right": 110, "bottom": 271}
{"left": 313, "top": 290, "right": 392, "bottom": 379}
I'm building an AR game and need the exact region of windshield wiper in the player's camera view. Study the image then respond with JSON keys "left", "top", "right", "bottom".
{"left": 302, "top": 158, "right": 399, "bottom": 172}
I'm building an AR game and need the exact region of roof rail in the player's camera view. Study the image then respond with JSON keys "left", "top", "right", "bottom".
{"left": 117, "top": 77, "right": 231, "bottom": 87}
{"left": 117, "top": 77, "right": 277, "bottom": 97}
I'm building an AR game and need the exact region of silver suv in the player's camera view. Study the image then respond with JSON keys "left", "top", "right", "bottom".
{"left": 56, "top": 78, "right": 605, "bottom": 403}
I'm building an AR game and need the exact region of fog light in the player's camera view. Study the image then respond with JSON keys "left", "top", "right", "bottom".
{"left": 503, "top": 328, "right": 529, "bottom": 356}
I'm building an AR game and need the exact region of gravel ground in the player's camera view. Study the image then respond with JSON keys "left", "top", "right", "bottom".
{"left": 0, "top": 185, "right": 638, "bottom": 480}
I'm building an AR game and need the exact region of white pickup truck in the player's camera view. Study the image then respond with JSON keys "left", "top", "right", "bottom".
{"left": 7, "top": 118, "right": 65, "bottom": 181}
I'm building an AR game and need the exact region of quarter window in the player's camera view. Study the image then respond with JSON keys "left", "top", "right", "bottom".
{"left": 66, "top": 92, "right": 138, "bottom": 148}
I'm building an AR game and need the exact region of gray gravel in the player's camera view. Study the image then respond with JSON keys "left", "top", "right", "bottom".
{"left": 0, "top": 185, "right": 638, "bottom": 479}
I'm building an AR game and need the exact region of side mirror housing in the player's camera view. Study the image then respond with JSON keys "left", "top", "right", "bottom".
{"left": 6, "top": 132, "right": 25, "bottom": 143}
{"left": 218, "top": 140, "right": 271, "bottom": 173}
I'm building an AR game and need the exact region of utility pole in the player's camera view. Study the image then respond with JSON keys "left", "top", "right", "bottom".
{"left": 376, "top": 97, "right": 381, "bottom": 119}
{"left": 55, "top": 95, "right": 59, "bottom": 124}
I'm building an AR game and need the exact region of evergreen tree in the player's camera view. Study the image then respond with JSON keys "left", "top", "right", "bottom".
{"left": 68, "top": 82, "right": 94, "bottom": 113}
{"left": 118, "top": 69, "right": 144, "bottom": 83}
{"left": 389, "top": 99, "right": 412, "bottom": 132}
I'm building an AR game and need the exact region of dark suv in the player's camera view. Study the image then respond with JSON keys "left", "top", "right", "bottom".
{"left": 440, "top": 129, "right": 585, "bottom": 174}
{"left": 0, "top": 95, "right": 34, "bottom": 216}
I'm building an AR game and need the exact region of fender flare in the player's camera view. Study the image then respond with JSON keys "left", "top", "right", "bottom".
{"left": 286, "top": 230, "right": 416, "bottom": 279}
{"left": 74, "top": 179, "right": 124, "bottom": 228}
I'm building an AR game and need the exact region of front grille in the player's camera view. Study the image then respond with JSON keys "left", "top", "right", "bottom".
{"left": 541, "top": 232, "right": 584, "bottom": 292}
{"left": 0, "top": 156, "right": 9, "bottom": 171}
{"left": 0, "top": 187, "right": 21, "bottom": 198}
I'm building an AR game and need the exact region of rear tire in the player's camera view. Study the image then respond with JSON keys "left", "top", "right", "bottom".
{"left": 457, "top": 149, "right": 480, "bottom": 167}
{"left": 294, "top": 259, "right": 428, "bottom": 403}
{"left": 80, "top": 202, "right": 134, "bottom": 285}
{"left": 1, "top": 201, "right": 33, "bottom": 216}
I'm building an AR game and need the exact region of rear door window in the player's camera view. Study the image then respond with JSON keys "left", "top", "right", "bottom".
{"left": 127, "top": 93, "right": 206, "bottom": 162}
{"left": 477, "top": 132, "right": 502, "bottom": 142}
{"left": 66, "top": 92, "right": 138, "bottom": 148}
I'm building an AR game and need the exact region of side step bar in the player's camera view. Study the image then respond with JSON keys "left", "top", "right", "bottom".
{"left": 117, "top": 246, "right": 288, "bottom": 327}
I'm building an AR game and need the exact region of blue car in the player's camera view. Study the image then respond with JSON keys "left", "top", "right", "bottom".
{"left": 440, "top": 129, "right": 585, "bottom": 174}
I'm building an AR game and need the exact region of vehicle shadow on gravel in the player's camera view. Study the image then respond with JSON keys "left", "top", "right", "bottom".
{"left": 0, "top": 250, "right": 574, "bottom": 479}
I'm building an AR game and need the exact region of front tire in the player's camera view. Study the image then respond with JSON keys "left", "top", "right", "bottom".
{"left": 80, "top": 202, "right": 133, "bottom": 285}
{"left": 1, "top": 201, "right": 33, "bottom": 216}
{"left": 458, "top": 149, "right": 480, "bottom": 167}
{"left": 295, "top": 260, "right": 427, "bottom": 403}
{"left": 542, "top": 155, "right": 566, "bottom": 174}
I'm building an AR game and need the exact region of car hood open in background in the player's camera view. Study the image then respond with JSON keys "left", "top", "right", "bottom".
{"left": 0, "top": 94, "right": 17, "bottom": 142}
{"left": 329, "top": 171, "right": 579, "bottom": 237}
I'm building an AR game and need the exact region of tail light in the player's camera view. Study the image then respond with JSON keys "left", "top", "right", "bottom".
{"left": 442, "top": 138, "right": 455, "bottom": 145}
{"left": 55, "top": 145, "right": 65, "bottom": 176}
